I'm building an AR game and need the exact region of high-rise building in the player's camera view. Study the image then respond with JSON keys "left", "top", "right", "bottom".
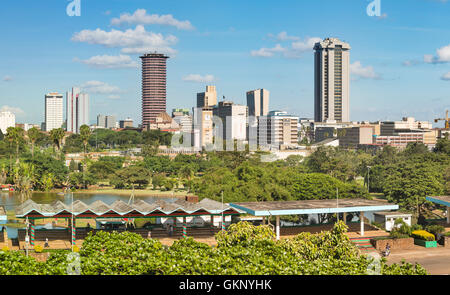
{"left": 258, "top": 111, "right": 299, "bottom": 149}
{"left": 247, "top": 89, "right": 269, "bottom": 117}
{"left": 197, "top": 86, "right": 217, "bottom": 108}
{"left": 193, "top": 107, "right": 214, "bottom": 148}
{"left": 314, "top": 38, "right": 351, "bottom": 123}
{"left": 97, "top": 115, "right": 117, "bottom": 129}
{"left": 213, "top": 101, "right": 248, "bottom": 142}
{"left": 140, "top": 53, "right": 169, "bottom": 128}
{"left": 66, "top": 87, "right": 89, "bottom": 134}
{"left": 0, "top": 111, "right": 15, "bottom": 134}
{"left": 45, "top": 92, "right": 63, "bottom": 132}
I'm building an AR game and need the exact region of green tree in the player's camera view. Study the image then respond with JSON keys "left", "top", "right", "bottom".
{"left": 27, "top": 127, "right": 41, "bottom": 158}
{"left": 6, "top": 126, "right": 25, "bottom": 164}
{"left": 384, "top": 162, "right": 444, "bottom": 215}
{"left": 112, "top": 166, "right": 150, "bottom": 189}
{"left": 49, "top": 128, "right": 65, "bottom": 153}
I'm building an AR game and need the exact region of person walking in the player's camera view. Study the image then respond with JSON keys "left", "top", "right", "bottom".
{"left": 44, "top": 238, "right": 49, "bottom": 248}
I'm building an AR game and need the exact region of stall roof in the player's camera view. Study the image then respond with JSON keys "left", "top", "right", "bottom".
{"left": 426, "top": 196, "right": 450, "bottom": 207}
{"left": 230, "top": 198, "right": 399, "bottom": 216}
{"left": 15, "top": 198, "right": 243, "bottom": 218}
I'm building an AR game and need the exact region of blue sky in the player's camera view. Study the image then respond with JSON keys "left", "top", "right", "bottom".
{"left": 0, "top": 0, "right": 450, "bottom": 126}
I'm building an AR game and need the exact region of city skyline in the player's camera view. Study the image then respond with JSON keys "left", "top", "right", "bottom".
{"left": 1, "top": 0, "right": 450, "bottom": 126}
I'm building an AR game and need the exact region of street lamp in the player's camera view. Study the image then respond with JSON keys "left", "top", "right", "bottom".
{"left": 367, "top": 166, "right": 372, "bottom": 194}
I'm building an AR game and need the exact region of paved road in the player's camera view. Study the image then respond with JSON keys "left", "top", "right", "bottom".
{"left": 386, "top": 246, "right": 450, "bottom": 275}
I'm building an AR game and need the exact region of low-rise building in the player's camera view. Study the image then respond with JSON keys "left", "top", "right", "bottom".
{"left": 338, "top": 126, "right": 375, "bottom": 148}
{"left": 0, "top": 111, "right": 15, "bottom": 134}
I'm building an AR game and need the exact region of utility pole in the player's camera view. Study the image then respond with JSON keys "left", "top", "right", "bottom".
{"left": 367, "top": 166, "right": 372, "bottom": 194}
{"left": 25, "top": 217, "right": 29, "bottom": 257}
{"left": 221, "top": 191, "right": 225, "bottom": 232}
{"left": 336, "top": 188, "right": 339, "bottom": 222}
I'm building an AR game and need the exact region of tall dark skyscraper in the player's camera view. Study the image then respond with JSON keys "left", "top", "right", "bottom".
{"left": 140, "top": 53, "right": 169, "bottom": 127}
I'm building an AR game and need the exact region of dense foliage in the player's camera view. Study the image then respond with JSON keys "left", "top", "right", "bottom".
{"left": 0, "top": 222, "right": 427, "bottom": 275}
{"left": 0, "top": 125, "right": 448, "bottom": 219}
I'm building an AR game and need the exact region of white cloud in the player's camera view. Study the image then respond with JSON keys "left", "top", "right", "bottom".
{"left": 350, "top": 61, "right": 380, "bottom": 79}
{"left": 0, "top": 105, "right": 24, "bottom": 116}
{"left": 251, "top": 44, "right": 286, "bottom": 58}
{"left": 424, "top": 44, "right": 450, "bottom": 64}
{"left": 269, "top": 31, "right": 300, "bottom": 41}
{"left": 3, "top": 76, "right": 12, "bottom": 82}
{"left": 402, "top": 60, "right": 421, "bottom": 66}
{"left": 75, "top": 55, "right": 138, "bottom": 69}
{"left": 71, "top": 25, "right": 178, "bottom": 55}
{"left": 441, "top": 72, "right": 450, "bottom": 81}
{"left": 286, "top": 37, "right": 322, "bottom": 58}
{"left": 111, "top": 9, "right": 194, "bottom": 30}
{"left": 182, "top": 74, "right": 216, "bottom": 83}
{"left": 377, "top": 13, "right": 388, "bottom": 20}
{"left": 107, "top": 95, "right": 121, "bottom": 99}
{"left": 251, "top": 37, "right": 321, "bottom": 59}
{"left": 80, "top": 81, "right": 121, "bottom": 95}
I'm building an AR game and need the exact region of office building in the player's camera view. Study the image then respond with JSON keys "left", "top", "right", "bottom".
{"left": 380, "top": 117, "right": 433, "bottom": 136}
{"left": 213, "top": 101, "right": 248, "bottom": 142}
{"left": 338, "top": 126, "right": 375, "bottom": 148}
{"left": 193, "top": 107, "right": 214, "bottom": 148}
{"left": 197, "top": 86, "right": 217, "bottom": 108}
{"left": 314, "top": 38, "right": 351, "bottom": 122}
{"left": 97, "top": 115, "right": 117, "bottom": 129}
{"left": 119, "top": 118, "right": 134, "bottom": 129}
{"left": 0, "top": 111, "right": 15, "bottom": 134}
{"left": 247, "top": 89, "right": 269, "bottom": 117}
{"left": 140, "top": 53, "right": 169, "bottom": 127}
{"left": 173, "top": 115, "right": 193, "bottom": 133}
{"left": 45, "top": 92, "right": 63, "bottom": 132}
{"left": 258, "top": 111, "right": 298, "bottom": 149}
{"left": 66, "top": 87, "right": 89, "bottom": 134}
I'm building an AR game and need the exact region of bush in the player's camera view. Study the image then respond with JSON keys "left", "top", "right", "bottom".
{"left": 444, "top": 231, "right": 450, "bottom": 237}
{"left": 411, "top": 230, "right": 435, "bottom": 241}
{"left": 34, "top": 245, "right": 43, "bottom": 253}
{"left": 425, "top": 225, "right": 445, "bottom": 236}
{"left": 1, "top": 246, "right": 9, "bottom": 252}
{"left": 73, "top": 245, "right": 80, "bottom": 253}
{"left": 389, "top": 231, "right": 410, "bottom": 239}
{"left": 411, "top": 224, "right": 423, "bottom": 232}
{"left": 390, "top": 218, "right": 411, "bottom": 238}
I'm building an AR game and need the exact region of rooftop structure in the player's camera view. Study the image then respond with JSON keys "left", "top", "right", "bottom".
{"left": 15, "top": 198, "right": 242, "bottom": 219}
{"left": 230, "top": 198, "right": 399, "bottom": 239}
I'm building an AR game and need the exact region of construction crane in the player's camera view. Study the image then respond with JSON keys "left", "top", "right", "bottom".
{"left": 435, "top": 110, "right": 450, "bottom": 129}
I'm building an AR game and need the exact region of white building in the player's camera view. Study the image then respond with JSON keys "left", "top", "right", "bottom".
{"left": 213, "top": 101, "right": 247, "bottom": 143}
{"left": 314, "top": 38, "right": 351, "bottom": 123}
{"left": 97, "top": 115, "right": 117, "bottom": 129}
{"left": 0, "top": 111, "right": 15, "bottom": 134}
{"left": 45, "top": 92, "right": 63, "bottom": 132}
{"left": 173, "top": 115, "right": 193, "bottom": 133}
{"left": 66, "top": 87, "right": 89, "bottom": 134}
{"left": 258, "top": 111, "right": 299, "bottom": 149}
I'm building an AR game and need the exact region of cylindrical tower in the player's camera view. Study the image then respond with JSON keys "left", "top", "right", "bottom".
{"left": 140, "top": 53, "right": 169, "bottom": 128}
